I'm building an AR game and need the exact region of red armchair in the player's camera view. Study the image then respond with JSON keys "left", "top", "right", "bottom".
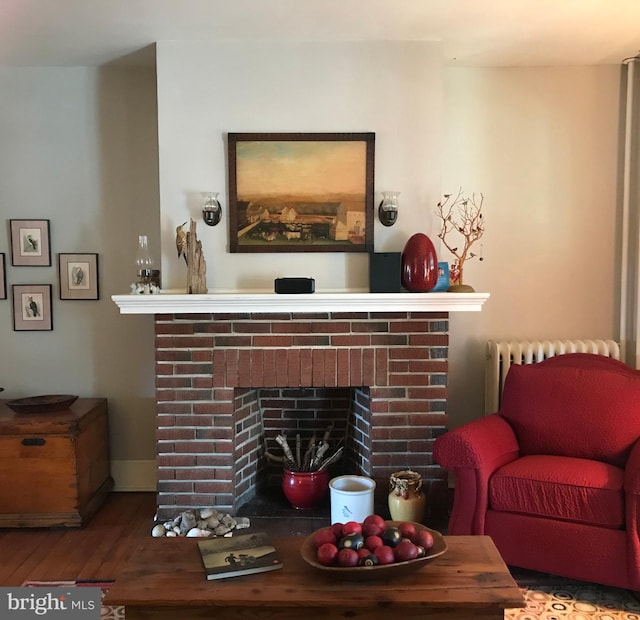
{"left": 433, "top": 353, "right": 640, "bottom": 590}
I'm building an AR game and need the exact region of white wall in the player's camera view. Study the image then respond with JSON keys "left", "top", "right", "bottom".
{"left": 0, "top": 66, "right": 159, "bottom": 490}
{"left": 155, "top": 41, "right": 444, "bottom": 291}
{"left": 443, "top": 66, "right": 621, "bottom": 428}
{"left": 0, "top": 56, "right": 623, "bottom": 490}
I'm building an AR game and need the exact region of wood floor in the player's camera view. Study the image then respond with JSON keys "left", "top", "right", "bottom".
{"left": 0, "top": 493, "right": 158, "bottom": 586}
{"left": 0, "top": 492, "right": 335, "bottom": 586}
{"left": 0, "top": 492, "right": 598, "bottom": 592}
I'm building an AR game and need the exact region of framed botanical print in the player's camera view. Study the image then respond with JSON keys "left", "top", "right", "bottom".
{"left": 58, "top": 253, "right": 99, "bottom": 300}
{"left": 10, "top": 219, "right": 51, "bottom": 266}
{"left": 12, "top": 284, "right": 53, "bottom": 331}
{"left": 228, "top": 132, "right": 375, "bottom": 253}
{"left": 0, "top": 253, "right": 6, "bottom": 299}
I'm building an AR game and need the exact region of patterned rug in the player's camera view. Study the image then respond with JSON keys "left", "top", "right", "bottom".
{"left": 506, "top": 583, "right": 640, "bottom": 619}
{"left": 22, "top": 579, "right": 640, "bottom": 618}
{"left": 22, "top": 580, "right": 123, "bottom": 619}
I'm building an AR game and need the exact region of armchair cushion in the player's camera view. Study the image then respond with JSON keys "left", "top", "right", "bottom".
{"left": 500, "top": 355, "right": 640, "bottom": 468}
{"left": 490, "top": 455, "right": 624, "bottom": 529}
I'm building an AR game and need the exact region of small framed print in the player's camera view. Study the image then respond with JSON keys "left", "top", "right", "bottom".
{"left": 0, "top": 253, "right": 6, "bottom": 299}
{"left": 12, "top": 284, "right": 53, "bottom": 331}
{"left": 58, "top": 253, "right": 99, "bottom": 300}
{"left": 10, "top": 219, "right": 51, "bottom": 266}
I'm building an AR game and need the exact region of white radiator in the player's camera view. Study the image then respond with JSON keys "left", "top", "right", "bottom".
{"left": 484, "top": 339, "right": 621, "bottom": 414}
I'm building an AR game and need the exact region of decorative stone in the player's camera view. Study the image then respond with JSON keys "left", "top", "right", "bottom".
{"left": 151, "top": 509, "right": 250, "bottom": 537}
{"left": 199, "top": 508, "right": 216, "bottom": 519}
{"left": 203, "top": 516, "right": 220, "bottom": 529}
{"left": 178, "top": 510, "right": 197, "bottom": 534}
{"left": 186, "top": 527, "right": 212, "bottom": 537}
{"left": 235, "top": 517, "right": 250, "bottom": 529}
{"left": 214, "top": 523, "right": 233, "bottom": 536}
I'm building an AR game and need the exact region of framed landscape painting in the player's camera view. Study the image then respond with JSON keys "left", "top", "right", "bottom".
{"left": 10, "top": 219, "right": 51, "bottom": 266}
{"left": 58, "top": 253, "right": 99, "bottom": 300}
{"left": 228, "top": 132, "right": 375, "bottom": 253}
{"left": 12, "top": 284, "right": 53, "bottom": 331}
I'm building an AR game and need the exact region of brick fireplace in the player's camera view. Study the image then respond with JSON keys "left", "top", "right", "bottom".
{"left": 112, "top": 290, "right": 489, "bottom": 521}
{"left": 154, "top": 309, "right": 450, "bottom": 520}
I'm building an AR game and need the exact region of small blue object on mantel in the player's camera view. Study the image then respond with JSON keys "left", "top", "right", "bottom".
{"left": 430, "top": 262, "right": 450, "bottom": 292}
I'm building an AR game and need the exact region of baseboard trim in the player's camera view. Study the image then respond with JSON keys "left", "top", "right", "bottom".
{"left": 111, "top": 460, "right": 157, "bottom": 492}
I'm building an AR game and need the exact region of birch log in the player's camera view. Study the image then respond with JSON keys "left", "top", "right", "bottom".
{"left": 187, "top": 218, "right": 208, "bottom": 294}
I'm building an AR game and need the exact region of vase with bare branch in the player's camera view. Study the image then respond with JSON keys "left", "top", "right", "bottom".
{"left": 435, "top": 189, "right": 485, "bottom": 292}
{"left": 265, "top": 426, "right": 344, "bottom": 510}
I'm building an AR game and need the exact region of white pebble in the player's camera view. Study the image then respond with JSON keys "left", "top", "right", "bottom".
{"left": 186, "top": 527, "right": 212, "bottom": 537}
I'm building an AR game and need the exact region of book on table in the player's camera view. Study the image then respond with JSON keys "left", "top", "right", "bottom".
{"left": 197, "top": 531, "right": 283, "bottom": 580}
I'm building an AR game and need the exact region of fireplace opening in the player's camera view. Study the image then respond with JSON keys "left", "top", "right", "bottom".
{"left": 233, "top": 386, "right": 371, "bottom": 515}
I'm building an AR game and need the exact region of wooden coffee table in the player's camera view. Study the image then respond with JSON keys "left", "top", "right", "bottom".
{"left": 104, "top": 534, "right": 525, "bottom": 619}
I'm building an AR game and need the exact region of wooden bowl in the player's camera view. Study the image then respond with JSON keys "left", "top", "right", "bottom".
{"left": 300, "top": 520, "right": 447, "bottom": 581}
{"left": 6, "top": 394, "right": 78, "bottom": 414}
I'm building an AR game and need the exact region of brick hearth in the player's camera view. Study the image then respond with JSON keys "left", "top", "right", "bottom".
{"left": 154, "top": 310, "right": 450, "bottom": 520}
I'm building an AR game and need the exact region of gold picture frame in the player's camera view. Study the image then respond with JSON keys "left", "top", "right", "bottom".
{"left": 228, "top": 132, "right": 375, "bottom": 253}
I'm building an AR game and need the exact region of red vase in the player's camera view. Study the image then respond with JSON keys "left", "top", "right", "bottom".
{"left": 282, "top": 469, "right": 329, "bottom": 510}
{"left": 401, "top": 233, "right": 439, "bottom": 292}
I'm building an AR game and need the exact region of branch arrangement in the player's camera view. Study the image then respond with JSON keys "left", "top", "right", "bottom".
{"left": 434, "top": 188, "right": 485, "bottom": 285}
{"left": 265, "top": 426, "right": 344, "bottom": 472}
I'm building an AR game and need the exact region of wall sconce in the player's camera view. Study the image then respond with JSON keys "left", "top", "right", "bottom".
{"left": 378, "top": 191, "right": 399, "bottom": 227}
{"left": 202, "top": 192, "right": 222, "bottom": 226}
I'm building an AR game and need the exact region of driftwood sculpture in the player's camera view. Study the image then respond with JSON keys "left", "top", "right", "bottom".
{"left": 176, "top": 218, "right": 207, "bottom": 294}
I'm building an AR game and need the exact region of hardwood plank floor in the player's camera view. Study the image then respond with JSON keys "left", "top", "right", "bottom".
{"left": 0, "top": 492, "right": 157, "bottom": 586}
{"left": 0, "top": 490, "right": 451, "bottom": 587}
{"left": 0, "top": 492, "right": 331, "bottom": 586}
{"left": 0, "top": 491, "right": 582, "bottom": 592}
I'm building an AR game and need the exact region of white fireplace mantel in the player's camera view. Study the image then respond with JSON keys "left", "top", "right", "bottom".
{"left": 111, "top": 290, "right": 490, "bottom": 314}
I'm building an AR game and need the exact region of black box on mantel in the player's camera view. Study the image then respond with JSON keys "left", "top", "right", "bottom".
{"left": 369, "top": 252, "right": 403, "bottom": 293}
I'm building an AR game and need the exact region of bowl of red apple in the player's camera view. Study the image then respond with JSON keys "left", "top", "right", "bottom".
{"left": 300, "top": 514, "right": 447, "bottom": 580}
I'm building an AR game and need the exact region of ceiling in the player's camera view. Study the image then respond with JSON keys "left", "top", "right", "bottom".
{"left": 0, "top": 0, "right": 638, "bottom": 67}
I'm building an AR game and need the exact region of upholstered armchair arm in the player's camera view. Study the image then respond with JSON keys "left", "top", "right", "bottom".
{"left": 624, "top": 438, "right": 640, "bottom": 588}
{"left": 434, "top": 413, "right": 520, "bottom": 535}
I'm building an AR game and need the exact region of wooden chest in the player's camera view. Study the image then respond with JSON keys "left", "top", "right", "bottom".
{"left": 0, "top": 398, "right": 113, "bottom": 527}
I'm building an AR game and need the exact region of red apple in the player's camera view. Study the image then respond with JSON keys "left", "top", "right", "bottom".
{"left": 337, "top": 548, "right": 360, "bottom": 567}
{"left": 373, "top": 545, "right": 395, "bottom": 565}
{"left": 342, "top": 521, "right": 362, "bottom": 536}
{"left": 364, "top": 535, "right": 383, "bottom": 551}
{"left": 414, "top": 530, "right": 435, "bottom": 550}
{"left": 362, "top": 514, "right": 386, "bottom": 537}
{"left": 316, "top": 543, "right": 339, "bottom": 566}
{"left": 394, "top": 539, "right": 420, "bottom": 562}
{"left": 398, "top": 521, "right": 417, "bottom": 541}
{"left": 313, "top": 526, "right": 337, "bottom": 548}
{"left": 357, "top": 547, "right": 371, "bottom": 559}
{"left": 331, "top": 522, "right": 345, "bottom": 539}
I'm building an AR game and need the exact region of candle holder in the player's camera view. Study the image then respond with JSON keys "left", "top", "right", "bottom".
{"left": 202, "top": 192, "right": 222, "bottom": 226}
{"left": 378, "top": 191, "right": 399, "bottom": 227}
